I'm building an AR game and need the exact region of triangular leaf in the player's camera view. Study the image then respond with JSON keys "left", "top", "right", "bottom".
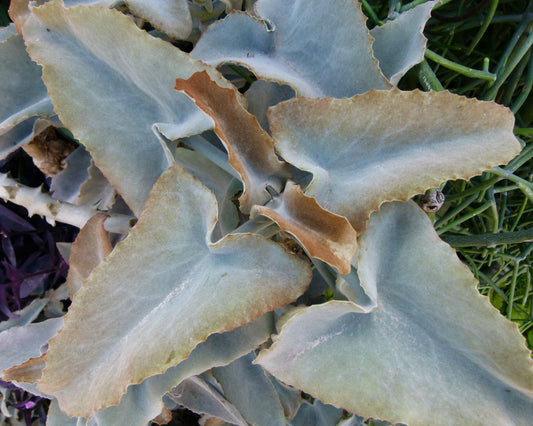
{"left": 268, "top": 90, "right": 521, "bottom": 232}
{"left": 0, "top": 25, "right": 54, "bottom": 141}
{"left": 22, "top": 0, "right": 233, "bottom": 216}
{"left": 257, "top": 201, "right": 533, "bottom": 425}
{"left": 191, "top": 0, "right": 391, "bottom": 97}
{"left": 37, "top": 165, "right": 310, "bottom": 417}
{"left": 370, "top": 1, "right": 438, "bottom": 85}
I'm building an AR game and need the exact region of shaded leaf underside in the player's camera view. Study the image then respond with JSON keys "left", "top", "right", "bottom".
{"left": 257, "top": 201, "right": 533, "bottom": 425}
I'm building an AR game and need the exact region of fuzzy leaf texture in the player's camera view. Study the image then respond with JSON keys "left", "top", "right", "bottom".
{"left": 22, "top": 0, "right": 234, "bottom": 216}
{"left": 36, "top": 165, "right": 311, "bottom": 417}
{"left": 192, "top": 0, "right": 391, "bottom": 97}
{"left": 268, "top": 90, "right": 521, "bottom": 232}
{"left": 256, "top": 201, "right": 533, "bottom": 425}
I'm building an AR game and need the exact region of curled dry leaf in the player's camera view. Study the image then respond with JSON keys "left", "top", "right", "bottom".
{"left": 2, "top": 355, "right": 46, "bottom": 384}
{"left": 269, "top": 89, "right": 521, "bottom": 233}
{"left": 252, "top": 181, "right": 357, "bottom": 274}
{"left": 175, "top": 71, "right": 290, "bottom": 213}
{"left": 22, "top": 125, "right": 78, "bottom": 177}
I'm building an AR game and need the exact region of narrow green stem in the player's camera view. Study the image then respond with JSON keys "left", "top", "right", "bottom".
{"left": 437, "top": 201, "right": 493, "bottom": 234}
{"left": 484, "top": 30, "right": 533, "bottom": 100}
{"left": 425, "top": 49, "right": 497, "bottom": 81}
{"left": 466, "top": 0, "right": 499, "bottom": 55}
{"left": 508, "top": 262, "right": 520, "bottom": 320}
{"left": 417, "top": 60, "right": 445, "bottom": 91}
{"left": 511, "top": 49, "right": 533, "bottom": 113}
{"left": 442, "top": 227, "right": 533, "bottom": 247}
{"left": 490, "top": 167, "right": 533, "bottom": 203}
{"left": 361, "top": 0, "right": 381, "bottom": 25}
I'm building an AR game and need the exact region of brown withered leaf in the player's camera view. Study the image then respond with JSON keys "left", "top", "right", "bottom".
{"left": 252, "top": 182, "right": 357, "bottom": 275}
{"left": 22, "top": 125, "right": 78, "bottom": 177}
{"left": 2, "top": 355, "right": 45, "bottom": 384}
{"left": 65, "top": 213, "right": 112, "bottom": 299}
{"left": 175, "top": 71, "right": 290, "bottom": 213}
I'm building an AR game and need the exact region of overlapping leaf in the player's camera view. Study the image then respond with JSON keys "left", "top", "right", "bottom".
{"left": 252, "top": 181, "right": 357, "bottom": 274}
{"left": 370, "top": 1, "right": 437, "bottom": 85}
{"left": 257, "top": 201, "right": 533, "bottom": 425}
{"left": 126, "top": 0, "right": 192, "bottom": 40}
{"left": 269, "top": 90, "right": 521, "bottom": 232}
{"left": 0, "top": 24, "right": 54, "bottom": 158}
{"left": 212, "top": 352, "right": 286, "bottom": 426}
{"left": 37, "top": 165, "right": 310, "bottom": 417}
{"left": 22, "top": 0, "right": 234, "bottom": 216}
{"left": 192, "top": 0, "right": 390, "bottom": 97}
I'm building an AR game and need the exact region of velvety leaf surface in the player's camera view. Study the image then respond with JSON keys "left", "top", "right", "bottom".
{"left": 370, "top": 1, "right": 437, "bottom": 85}
{"left": 65, "top": 213, "right": 112, "bottom": 299}
{"left": 257, "top": 201, "right": 533, "bottom": 425}
{"left": 212, "top": 352, "right": 285, "bottom": 426}
{"left": 90, "top": 313, "right": 274, "bottom": 426}
{"left": 0, "top": 25, "right": 53, "bottom": 140}
{"left": 126, "top": 0, "right": 193, "bottom": 39}
{"left": 0, "top": 318, "right": 62, "bottom": 373}
{"left": 49, "top": 146, "right": 92, "bottom": 204}
{"left": 175, "top": 71, "right": 290, "bottom": 213}
{"left": 22, "top": 0, "right": 232, "bottom": 216}
{"left": 174, "top": 148, "right": 240, "bottom": 238}
{"left": 252, "top": 181, "right": 357, "bottom": 274}
{"left": 6, "top": 313, "right": 274, "bottom": 426}
{"left": 269, "top": 90, "right": 521, "bottom": 232}
{"left": 37, "top": 165, "right": 311, "bottom": 417}
{"left": 191, "top": 0, "right": 390, "bottom": 97}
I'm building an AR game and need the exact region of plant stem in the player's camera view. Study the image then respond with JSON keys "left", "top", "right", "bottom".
{"left": 489, "top": 167, "right": 533, "bottom": 203}
{"left": 0, "top": 173, "right": 133, "bottom": 233}
{"left": 417, "top": 60, "right": 445, "bottom": 91}
{"left": 442, "top": 228, "right": 533, "bottom": 247}
{"left": 466, "top": 0, "right": 499, "bottom": 55}
{"left": 425, "top": 49, "right": 497, "bottom": 81}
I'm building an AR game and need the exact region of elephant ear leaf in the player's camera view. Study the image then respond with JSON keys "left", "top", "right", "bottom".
{"left": 191, "top": 0, "right": 390, "bottom": 97}
{"left": 370, "top": 1, "right": 438, "bottom": 85}
{"left": 268, "top": 90, "right": 521, "bottom": 233}
{"left": 256, "top": 201, "right": 533, "bottom": 425}
{"left": 36, "top": 165, "right": 311, "bottom": 418}
{"left": 22, "top": 0, "right": 233, "bottom": 216}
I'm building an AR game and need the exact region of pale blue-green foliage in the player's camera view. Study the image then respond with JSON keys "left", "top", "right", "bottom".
{"left": 0, "top": 0, "right": 531, "bottom": 425}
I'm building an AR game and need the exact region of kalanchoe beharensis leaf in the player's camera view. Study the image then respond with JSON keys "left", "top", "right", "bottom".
{"left": 36, "top": 165, "right": 311, "bottom": 417}
{"left": 0, "top": 24, "right": 54, "bottom": 159}
{"left": 22, "top": 0, "right": 234, "bottom": 216}
{"left": 268, "top": 89, "right": 521, "bottom": 233}
{"left": 256, "top": 201, "right": 533, "bottom": 425}
{"left": 126, "top": 0, "right": 193, "bottom": 40}
{"left": 252, "top": 181, "right": 357, "bottom": 275}
{"left": 191, "top": 0, "right": 391, "bottom": 97}
{"left": 370, "top": 1, "right": 438, "bottom": 86}
{"left": 175, "top": 71, "right": 291, "bottom": 213}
